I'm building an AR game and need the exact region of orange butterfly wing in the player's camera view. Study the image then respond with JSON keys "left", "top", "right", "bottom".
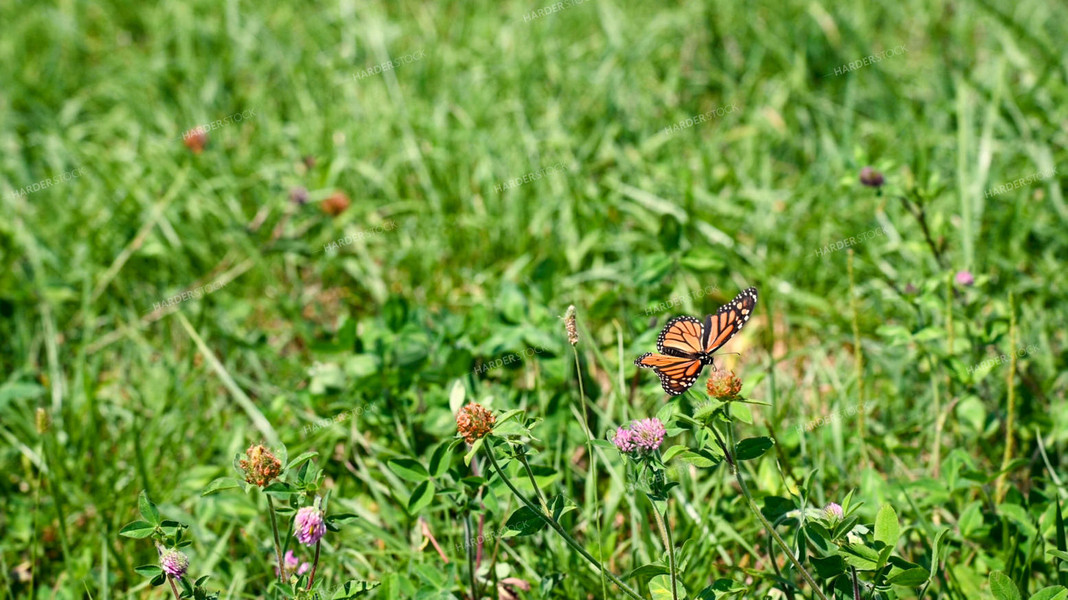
{"left": 657, "top": 316, "right": 705, "bottom": 356}
{"left": 702, "top": 287, "right": 758, "bottom": 354}
{"left": 634, "top": 352, "right": 704, "bottom": 395}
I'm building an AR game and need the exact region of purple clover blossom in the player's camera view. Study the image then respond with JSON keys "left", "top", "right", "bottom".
{"left": 612, "top": 418, "right": 666, "bottom": 455}
{"left": 276, "top": 549, "right": 311, "bottom": 578}
{"left": 824, "top": 503, "right": 844, "bottom": 521}
{"left": 612, "top": 427, "right": 635, "bottom": 452}
{"left": 160, "top": 548, "right": 189, "bottom": 578}
{"left": 630, "top": 418, "right": 666, "bottom": 451}
{"left": 955, "top": 270, "right": 974, "bottom": 286}
{"left": 294, "top": 506, "right": 326, "bottom": 545}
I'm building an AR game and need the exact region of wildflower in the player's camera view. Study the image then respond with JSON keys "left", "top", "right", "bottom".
{"left": 239, "top": 444, "right": 282, "bottom": 488}
{"left": 182, "top": 127, "right": 208, "bottom": 154}
{"left": 612, "top": 427, "right": 635, "bottom": 453}
{"left": 294, "top": 506, "right": 326, "bottom": 545}
{"left": 904, "top": 283, "right": 917, "bottom": 295}
{"left": 823, "top": 502, "right": 844, "bottom": 521}
{"left": 302, "top": 155, "right": 316, "bottom": 170}
{"left": 955, "top": 270, "right": 974, "bottom": 286}
{"left": 456, "top": 403, "right": 496, "bottom": 444}
{"left": 159, "top": 548, "right": 189, "bottom": 578}
{"left": 706, "top": 369, "right": 743, "bottom": 400}
{"left": 859, "top": 166, "right": 884, "bottom": 188}
{"left": 613, "top": 418, "right": 665, "bottom": 454}
{"left": 275, "top": 549, "right": 311, "bottom": 578}
{"left": 289, "top": 186, "right": 309, "bottom": 206}
{"left": 565, "top": 305, "right": 579, "bottom": 345}
{"left": 630, "top": 418, "right": 666, "bottom": 451}
{"left": 322, "top": 191, "right": 350, "bottom": 216}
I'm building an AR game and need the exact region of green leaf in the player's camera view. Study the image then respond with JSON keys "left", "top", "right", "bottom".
{"left": 135, "top": 565, "right": 163, "bottom": 577}
{"left": 463, "top": 437, "right": 485, "bottom": 466}
{"left": 811, "top": 555, "right": 846, "bottom": 578}
{"left": 428, "top": 443, "right": 452, "bottom": 478}
{"left": 332, "top": 580, "right": 382, "bottom": 599}
{"left": 119, "top": 521, "right": 156, "bottom": 538}
{"left": 202, "top": 477, "right": 243, "bottom": 496}
{"left": 407, "top": 480, "right": 435, "bottom": 514}
{"left": 549, "top": 494, "right": 577, "bottom": 521}
{"left": 875, "top": 504, "right": 900, "bottom": 548}
{"left": 150, "top": 573, "right": 166, "bottom": 587}
{"left": 263, "top": 481, "right": 296, "bottom": 499}
{"left": 625, "top": 563, "right": 669, "bottom": 583}
{"left": 841, "top": 543, "right": 881, "bottom": 570}
{"left": 505, "top": 506, "right": 547, "bottom": 536}
{"left": 387, "top": 459, "right": 429, "bottom": 483}
{"left": 990, "top": 570, "right": 1022, "bottom": 600}
{"left": 448, "top": 380, "right": 466, "bottom": 414}
{"left": 887, "top": 567, "right": 930, "bottom": 586}
{"left": 1028, "top": 586, "right": 1068, "bottom": 600}
{"left": 676, "top": 449, "right": 721, "bottom": 468}
{"left": 734, "top": 436, "right": 774, "bottom": 461}
{"left": 138, "top": 492, "right": 161, "bottom": 526}
{"left": 661, "top": 444, "right": 689, "bottom": 463}
{"left": 649, "top": 574, "right": 687, "bottom": 600}
{"left": 285, "top": 451, "right": 318, "bottom": 472}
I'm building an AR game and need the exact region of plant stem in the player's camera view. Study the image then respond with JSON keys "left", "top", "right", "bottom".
{"left": 723, "top": 408, "right": 828, "bottom": 600}
{"left": 847, "top": 250, "right": 868, "bottom": 466}
{"left": 516, "top": 449, "right": 550, "bottom": 514}
{"left": 306, "top": 538, "right": 321, "bottom": 590}
{"left": 995, "top": 292, "right": 1018, "bottom": 502}
{"left": 266, "top": 495, "right": 285, "bottom": 581}
{"left": 481, "top": 444, "right": 645, "bottom": 600}
{"left": 167, "top": 576, "right": 181, "bottom": 600}
{"left": 650, "top": 501, "right": 679, "bottom": 600}
{"left": 464, "top": 513, "right": 479, "bottom": 600}
{"left": 572, "top": 345, "right": 610, "bottom": 600}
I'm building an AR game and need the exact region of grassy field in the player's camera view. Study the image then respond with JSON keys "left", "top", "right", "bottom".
{"left": 2, "top": 0, "right": 1068, "bottom": 598}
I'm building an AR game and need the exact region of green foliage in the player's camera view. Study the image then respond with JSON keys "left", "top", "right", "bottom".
{"left": 3, "top": 0, "right": 1068, "bottom": 598}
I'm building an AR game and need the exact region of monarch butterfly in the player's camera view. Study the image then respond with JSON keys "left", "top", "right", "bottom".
{"left": 635, "top": 287, "right": 758, "bottom": 395}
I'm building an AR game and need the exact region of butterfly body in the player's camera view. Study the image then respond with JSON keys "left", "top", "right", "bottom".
{"left": 635, "top": 287, "right": 758, "bottom": 395}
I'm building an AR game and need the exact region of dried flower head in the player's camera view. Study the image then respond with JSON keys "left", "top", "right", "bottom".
{"left": 302, "top": 155, "right": 316, "bottom": 170}
{"left": 182, "top": 127, "right": 208, "bottom": 154}
{"left": 294, "top": 506, "right": 326, "bottom": 545}
{"left": 239, "top": 444, "right": 282, "bottom": 488}
{"left": 706, "top": 369, "right": 743, "bottom": 400}
{"left": 824, "top": 502, "right": 844, "bottom": 521}
{"left": 35, "top": 407, "right": 50, "bottom": 434}
{"left": 322, "top": 191, "right": 350, "bottom": 216}
{"left": 565, "top": 305, "right": 579, "bottom": 345}
{"left": 955, "top": 270, "right": 974, "bottom": 287}
{"left": 456, "top": 403, "right": 495, "bottom": 444}
{"left": 859, "top": 166, "right": 884, "bottom": 188}
{"left": 613, "top": 418, "right": 665, "bottom": 454}
{"left": 160, "top": 548, "right": 189, "bottom": 578}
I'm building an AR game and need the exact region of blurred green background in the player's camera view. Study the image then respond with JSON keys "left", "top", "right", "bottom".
{"left": 2, "top": 0, "right": 1066, "bottom": 598}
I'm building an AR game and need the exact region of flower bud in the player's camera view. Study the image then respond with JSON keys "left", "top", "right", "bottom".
{"left": 823, "top": 502, "right": 844, "bottom": 521}
{"left": 859, "top": 166, "right": 884, "bottom": 188}
{"left": 160, "top": 549, "right": 189, "bottom": 578}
